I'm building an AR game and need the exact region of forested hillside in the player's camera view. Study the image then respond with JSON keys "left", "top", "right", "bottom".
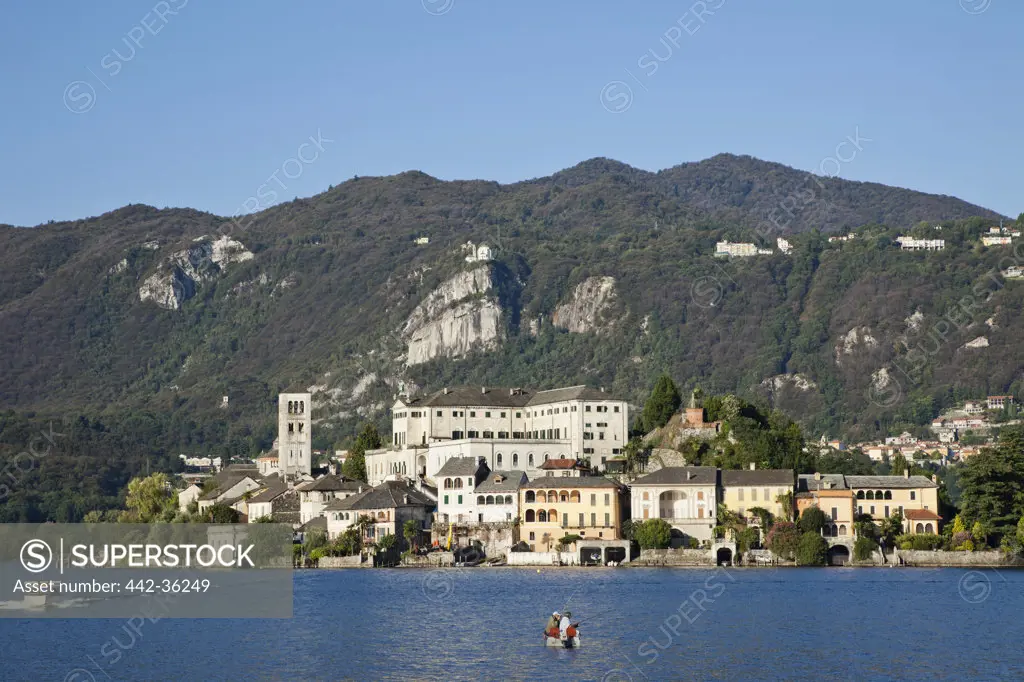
{"left": 0, "top": 154, "right": 1019, "bottom": 520}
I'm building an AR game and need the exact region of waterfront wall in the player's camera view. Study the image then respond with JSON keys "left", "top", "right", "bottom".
{"left": 896, "top": 550, "right": 1024, "bottom": 567}
{"left": 402, "top": 552, "right": 455, "bottom": 567}
{"left": 633, "top": 549, "right": 715, "bottom": 566}
{"left": 319, "top": 555, "right": 366, "bottom": 568}
{"left": 506, "top": 551, "right": 579, "bottom": 566}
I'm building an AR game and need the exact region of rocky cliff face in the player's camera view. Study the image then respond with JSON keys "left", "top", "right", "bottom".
{"left": 138, "top": 236, "right": 254, "bottom": 310}
{"left": 403, "top": 265, "right": 503, "bottom": 365}
{"left": 552, "top": 276, "right": 619, "bottom": 334}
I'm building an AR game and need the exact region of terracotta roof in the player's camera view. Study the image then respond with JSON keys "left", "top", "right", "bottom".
{"left": 903, "top": 509, "right": 942, "bottom": 520}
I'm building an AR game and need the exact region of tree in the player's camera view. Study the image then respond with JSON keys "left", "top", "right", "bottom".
{"left": 959, "top": 427, "right": 1024, "bottom": 537}
{"left": 765, "top": 521, "right": 801, "bottom": 560}
{"left": 880, "top": 508, "right": 904, "bottom": 544}
{"left": 208, "top": 504, "right": 240, "bottom": 523}
{"left": 342, "top": 423, "right": 382, "bottom": 482}
{"left": 641, "top": 375, "right": 682, "bottom": 432}
{"left": 854, "top": 536, "right": 879, "bottom": 561}
{"left": 620, "top": 519, "right": 638, "bottom": 541}
{"left": 558, "top": 534, "right": 582, "bottom": 550}
{"left": 634, "top": 518, "right": 673, "bottom": 549}
{"left": 377, "top": 534, "right": 397, "bottom": 553}
{"left": 889, "top": 451, "right": 910, "bottom": 477}
{"left": 403, "top": 519, "right": 420, "bottom": 550}
{"left": 304, "top": 528, "right": 328, "bottom": 553}
{"left": 798, "top": 506, "right": 829, "bottom": 535}
{"left": 121, "top": 473, "right": 177, "bottom": 523}
{"left": 795, "top": 532, "right": 828, "bottom": 566}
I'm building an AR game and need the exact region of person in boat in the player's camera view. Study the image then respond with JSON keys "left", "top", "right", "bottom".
{"left": 545, "top": 612, "right": 561, "bottom": 638}
{"left": 559, "top": 611, "right": 572, "bottom": 638}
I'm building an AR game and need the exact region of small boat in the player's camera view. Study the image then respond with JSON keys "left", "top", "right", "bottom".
{"left": 544, "top": 632, "right": 581, "bottom": 648}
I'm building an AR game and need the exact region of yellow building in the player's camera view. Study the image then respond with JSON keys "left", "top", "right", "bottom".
{"left": 847, "top": 473, "right": 941, "bottom": 534}
{"left": 720, "top": 465, "right": 795, "bottom": 523}
{"left": 519, "top": 477, "right": 626, "bottom": 550}
{"left": 796, "top": 474, "right": 856, "bottom": 538}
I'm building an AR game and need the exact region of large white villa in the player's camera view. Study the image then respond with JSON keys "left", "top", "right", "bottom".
{"left": 365, "top": 385, "right": 629, "bottom": 486}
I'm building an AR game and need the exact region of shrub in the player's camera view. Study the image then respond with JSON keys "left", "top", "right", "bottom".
{"left": 737, "top": 527, "right": 760, "bottom": 553}
{"left": 798, "top": 507, "right": 829, "bottom": 535}
{"left": 765, "top": 521, "right": 801, "bottom": 560}
{"left": 795, "top": 532, "right": 828, "bottom": 566}
{"left": 951, "top": 531, "right": 973, "bottom": 550}
{"left": 635, "top": 518, "right": 673, "bottom": 549}
{"left": 854, "top": 536, "right": 879, "bottom": 561}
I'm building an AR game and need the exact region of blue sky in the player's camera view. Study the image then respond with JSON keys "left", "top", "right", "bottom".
{"left": 1, "top": 0, "right": 1020, "bottom": 226}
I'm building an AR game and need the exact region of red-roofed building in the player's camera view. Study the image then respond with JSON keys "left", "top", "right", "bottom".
{"left": 538, "top": 458, "right": 590, "bottom": 477}
{"left": 903, "top": 508, "right": 942, "bottom": 535}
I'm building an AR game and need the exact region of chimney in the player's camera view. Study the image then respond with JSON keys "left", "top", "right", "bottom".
{"left": 686, "top": 471, "right": 693, "bottom": 481}
{"left": 904, "top": 469, "right": 910, "bottom": 479}
{"left": 600, "top": 387, "right": 605, "bottom": 393}
{"left": 443, "top": 387, "right": 449, "bottom": 395}
{"left": 814, "top": 472, "right": 822, "bottom": 481}
{"left": 931, "top": 474, "right": 938, "bottom": 483}
{"left": 481, "top": 386, "right": 487, "bottom": 394}
{"left": 749, "top": 462, "right": 756, "bottom": 471}
{"left": 403, "top": 494, "right": 409, "bottom": 504}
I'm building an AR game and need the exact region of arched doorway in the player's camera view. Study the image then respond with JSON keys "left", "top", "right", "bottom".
{"left": 417, "top": 455, "right": 426, "bottom": 477}
{"left": 827, "top": 545, "right": 851, "bottom": 566}
{"left": 716, "top": 548, "right": 733, "bottom": 566}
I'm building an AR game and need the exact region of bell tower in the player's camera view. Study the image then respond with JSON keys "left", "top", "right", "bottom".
{"left": 278, "top": 392, "right": 312, "bottom": 478}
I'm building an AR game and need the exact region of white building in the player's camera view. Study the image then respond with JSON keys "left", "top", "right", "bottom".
{"left": 629, "top": 467, "right": 718, "bottom": 544}
{"left": 278, "top": 392, "right": 312, "bottom": 479}
{"left": 368, "top": 385, "right": 629, "bottom": 486}
{"left": 295, "top": 474, "right": 365, "bottom": 524}
{"left": 177, "top": 484, "right": 203, "bottom": 513}
{"left": 777, "top": 237, "right": 793, "bottom": 254}
{"left": 896, "top": 236, "right": 944, "bottom": 251}
{"left": 964, "top": 401, "right": 985, "bottom": 415}
{"left": 435, "top": 456, "right": 528, "bottom": 524}
{"left": 715, "top": 241, "right": 759, "bottom": 257}
{"left": 982, "top": 236, "right": 1012, "bottom": 246}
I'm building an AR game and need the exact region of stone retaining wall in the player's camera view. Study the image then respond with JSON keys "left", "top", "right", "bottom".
{"left": 633, "top": 548, "right": 715, "bottom": 566}
{"left": 506, "top": 551, "right": 579, "bottom": 566}
{"left": 318, "top": 555, "right": 366, "bottom": 568}
{"left": 896, "top": 550, "right": 1024, "bottom": 567}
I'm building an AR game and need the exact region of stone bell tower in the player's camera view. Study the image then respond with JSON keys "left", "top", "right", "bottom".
{"left": 278, "top": 392, "right": 312, "bottom": 478}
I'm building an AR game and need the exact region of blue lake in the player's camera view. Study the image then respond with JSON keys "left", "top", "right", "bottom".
{"left": 2, "top": 567, "right": 1022, "bottom": 681}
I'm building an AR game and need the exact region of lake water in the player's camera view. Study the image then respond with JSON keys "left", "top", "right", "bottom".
{"left": 2, "top": 567, "right": 1022, "bottom": 681}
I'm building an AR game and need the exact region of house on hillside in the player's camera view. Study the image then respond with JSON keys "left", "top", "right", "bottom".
{"left": 720, "top": 465, "right": 795, "bottom": 525}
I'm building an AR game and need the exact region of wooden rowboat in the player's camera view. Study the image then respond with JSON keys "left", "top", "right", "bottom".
{"left": 544, "top": 634, "right": 581, "bottom": 648}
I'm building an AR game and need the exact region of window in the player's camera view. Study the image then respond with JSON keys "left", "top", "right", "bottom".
{"left": 458, "top": 495, "right": 463, "bottom": 504}
{"left": 751, "top": 488, "right": 757, "bottom": 502}
{"left": 467, "top": 430, "right": 479, "bottom": 438}
{"left": 516, "top": 412, "right": 521, "bottom": 418}
{"left": 452, "top": 411, "right": 458, "bottom": 417}
{"left": 483, "top": 431, "right": 493, "bottom": 438}
{"left": 910, "top": 491, "right": 916, "bottom": 501}
{"left": 604, "top": 513, "right": 610, "bottom": 527}
{"left": 501, "top": 412, "right": 506, "bottom": 418}
{"left": 444, "top": 495, "right": 449, "bottom": 504}
{"left": 498, "top": 431, "right": 508, "bottom": 439}
{"left": 738, "top": 489, "right": 744, "bottom": 501}
{"left": 831, "top": 507, "right": 837, "bottom": 520}
{"left": 529, "top": 454, "right": 534, "bottom": 466}
{"left": 529, "top": 532, "right": 535, "bottom": 540}
{"left": 586, "top": 406, "right": 591, "bottom": 412}
{"left": 470, "top": 411, "right": 476, "bottom": 417}
{"left": 579, "top": 513, "right": 584, "bottom": 527}
{"left": 870, "top": 506, "right": 875, "bottom": 515}
{"left": 485, "top": 411, "right": 491, "bottom": 418}
{"left": 572, "top": 406, "right": 577, "bottom": 412}
{"left": 612, "top": 448, "right": 621, "bottom": 455}
{"left": 604, "top": 493, "right": 610, "bottom": 505}
{"left": 437, "top": 410, "right": 442, "bottom": 417}
{"left": 614, "top": 406, "right": 620, "bottom": 412}
{"left": 642, "top": 492, "right": 649, "bottom": 501}
{"left": 884, "top": 506, "right": 890, "bottom": 518}
{"left": 513, "top": 453, "right": 519, "bottom": 466}
{"left": 562, "top": 513, "right": 568, "bottom": 527}
{"left": 497, "top": 454, "right": 502, "bottom": 466}
{"left": 583, "top": 448, "right": 594, "bottom": 454}
{"left": 599, "top": 433, "right": 604, "bottom": 440}
{"left": 858, "top": 505, "right": 863, "bottom": 513}
{"left": 591, "top": 513, "right": 596, "bottom": 526}
{"left": 591, "top": 494, "right": 596, "bottom": 506}
{"left": 764, "top": 488, "right": 770, "bottom": 501}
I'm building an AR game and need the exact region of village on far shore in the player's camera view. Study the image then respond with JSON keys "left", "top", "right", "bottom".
{"left": 162, "top": 381, "right": 1020, "bottom": 570}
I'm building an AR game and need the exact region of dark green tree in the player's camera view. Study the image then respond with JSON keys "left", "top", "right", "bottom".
{"left": 634, "top": 518, "right": 673, "bottom": 549}
{"left": 795, "top": 532, "right": 828, "bottom": 565}
{"left": 641, "top": 375, "right": 682, "bottom": 432}
{"left": 342, "top": 423, "right": 382, "bottom": 482}
{"left": 798, "top": 506, "right": 829, "bottom": 535}
{"left": 960, "top": 427, "right": 1024, "bottom": 536}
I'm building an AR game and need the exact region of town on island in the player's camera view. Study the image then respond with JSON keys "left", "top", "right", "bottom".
{"left": 86, "top": 375, "right": 1024, "bottom": 572}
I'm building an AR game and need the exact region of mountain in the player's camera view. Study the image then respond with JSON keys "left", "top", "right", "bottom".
{"left": 0, "top": 154, "right": 1017, "bottom": 465}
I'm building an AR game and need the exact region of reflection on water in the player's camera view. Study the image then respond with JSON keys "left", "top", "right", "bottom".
{"left": 1, "top": 567, "right": 1023, "bottom": 681}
